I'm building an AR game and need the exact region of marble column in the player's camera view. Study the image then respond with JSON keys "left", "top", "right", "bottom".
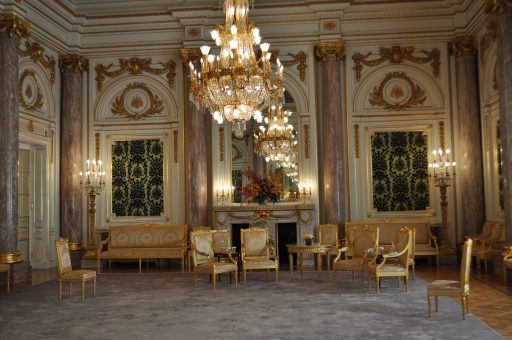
{"left": 488, "top": 0, "right": 512, "bottom": 242}
{"left": 315, "top": 42, "right": 346, "bottom": 229}
{"left": 450, "top": 36, "right": 485, "bottom": 237}
{"left": 0, "top": 13, "right": 31, "bottom": 285}
{"left": 59, "top": 54, "right": 88, "bottom": 252}
{"left": 181, "top": 48, "right": 208, "bottom": 228}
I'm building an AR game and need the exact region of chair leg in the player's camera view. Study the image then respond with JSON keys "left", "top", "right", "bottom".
{"left": 436, "top": 255, "right": 439, "bottom": 272}
{"left": 427, "top": 295, "right": 432, "bottom": 319}
{"left": 182, "top": 257, "right": 184, "bottom": 273}
{"left": 327, "top": 255, "right": 331, "bottom": 272}
{"left": 234, "top": 270, "right": 238, "bottom": 287}
{"left": 484, "top": 260, "right": 488, "bottom": 274}
{"left": 59, "top": 281, "right": 62, "bottom": 302}
{"left": 213, "top": 272, "right": 216, "bottom": 291}
{"left": 97, "top": 259, "right": 101, "bottom": 274}
{"left": 435, "top": 296, "right": 439, "bottom": 312}
{"left": 376, "top": 277, "right": 380, "bottom": 295}
{"left": 461, "top": 296, "right": 466, "bottom": 320}
{"left": 69, "top": 282, "right": 72, "bottom": 296}
{"left": 276, "top": 267, "right": 279, "bottom": 283}
{"left": 138, "top": 259, "right": 142, "bottom": 273}
{"left": 466, "top": 294, "right": 470, "bottom": 315}
{"left": 244, "top": 269, "right": 247, "bottom": 286}
{"left": 81, "top": 281, "right": 85, "bottom": 301}
{"left": 405, "top": 276, "right": 409, "bottom": 292}
{"left": 412, "top": 262, "right": 415, "bottom": 280}
{"left": 333, "top": 269, "right": 336, "bottom": 282}
{"left": 93, "top": 277, "right": 96, "bottom": 297}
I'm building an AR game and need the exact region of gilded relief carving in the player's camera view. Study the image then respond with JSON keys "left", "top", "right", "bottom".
{"left": 352, "top": 45, "right": 440, "bottom": 81}
{"left": 354, "top": 124, "right": 360, "bottom": 159}
{"left": 18, "top": 69, "right": 43, "bottom": 111}
{"left": 111, "top": 82, "right": 164, "bottom": 120}
{"left": 18, "top": 40, "right": 56, "bottom": 84}
{"left": 449, "top": 36, "right": 476, "bottom": 57}
{"left": 484, "top": 0, "right": 512, "bottom": 13}
{"left": 315, "top": 41, "right": 345, "bottom": 61}
{"left": 219, "top": 127, "right": 225, "bottom": 162}
{"left": 95, "top": 132, "right": 100, "bottom": 160}
{"left": 58, "top": 54, "right": 89, "bottom": 72}
{"left": 0, "top": 13, "right": 31, "bottom": 38}
{"left": 173, "top": 130, "right": 178, "bottom": 163}
{"left": 95, "top": 57, "right": 176, "bottom": 92}
{"left": 369, "top": 72, "right": 426, "bottom": 111}
{"left": 304, "top": 124, "right": 310, "bottom": 159}
{"left": 180, "top": 48, "right": 202, "bottom": 64}
{"left": 439, "top": 121, "right": 445, "bottom": 150}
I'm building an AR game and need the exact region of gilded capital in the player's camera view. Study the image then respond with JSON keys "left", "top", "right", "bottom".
{"left": 315, "top": 41, "right": 345, "bottom": 61}
{"left": 0, "top": 13, "right": 31, "bottom": 39}
{"left": 180, "top": 48, "right": 201, "bottom": 64}
{"left": 449, "top": 36, "right": 476, "bottom": 57}
{"left": 58, "top": 54, "right": 89, "bottom": 73}
{"left": 485, "top": 0, "right": 512, "bottom": 13}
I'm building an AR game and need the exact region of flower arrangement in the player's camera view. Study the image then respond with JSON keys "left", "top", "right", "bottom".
{"left": 242, "top": 168, "right": 283, "bottom": 204}
{"left": 303, "top": 233, "right": 314, "bottom": 245}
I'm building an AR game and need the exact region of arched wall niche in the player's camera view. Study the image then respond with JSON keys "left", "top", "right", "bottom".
{"left": 18, "top": 61, "right": 56, "bottom": 118}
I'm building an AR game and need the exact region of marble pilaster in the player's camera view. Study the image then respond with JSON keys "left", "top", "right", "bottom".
{"left": 59, "top": 54, "right": 88, "bottom": 251}
{"left": 181, "top": 48, "right": 208, "bottom": 228}
{"left": 315, "top": 42, "right": 346, "bottom": 230}
{"left": 450, "top": 36, "right": 485, "bottom": 236}
{"left": 489, "top": 0, "right": 512, "bottom": 242}
{"left": 0, "top": 13, "right": 31, "bottom": 286}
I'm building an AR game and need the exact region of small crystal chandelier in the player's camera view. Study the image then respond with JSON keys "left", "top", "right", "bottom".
{"left": 187, "top": 0, "right": 285, "bottom": 138}
{"left": 254, "top": 104, "right": 296, "bottom": 162}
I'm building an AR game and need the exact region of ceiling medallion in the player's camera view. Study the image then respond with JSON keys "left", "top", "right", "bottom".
{"left": 187, "top": 0, "right": 285, "bottom": 138}
{"left": 111, "top": 82, "right": 163, "bottom": 120}
{"left": 369, "top": 72, "right": 426, "bottom": 111}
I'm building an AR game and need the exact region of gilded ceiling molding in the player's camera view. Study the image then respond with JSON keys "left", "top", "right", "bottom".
{"left": 0, "top": 13, "right": 31, "bottom": 39}
{"left": 219, "top": 127, "right": 225, "bottom": 162}
{"left": 17, "top": 69, "right": 43, "bottom": 111}
{"left": 180, "top": 48, "right": 201, "bottom": 64}
{"left": 315, "top": 41, "right": 345, "bottom": 62}
{"left": 95, "top": 132, "right": 100, "bottom": 160}
{"left": 58, "top": 54, "right": 89, "bottom": 73}
{"left": 480, "top": 21, "right": 497, "bottom": 63}
{"left": 449, "top": 36, "right": 476, "bottom": 57}
{"left": 173, "top": 130, "right": 178, "bottom": 164}
{"left": 484, "top": 0, "right": 512, "bottom": 13}
{"left": 304, "top": 124, "right": 310, "bottom": 160}
{"left": 111, "top": 82, "right": 163, "bottom": 120}
{"left": 369, "top": 71, "right": 426, "bottom": 111}
{"left": 95, "top": 58, "right": 176, "bottom": 92}
{"left": 439, "top": 121, "right": 445, "bottom": 150}
{"left": 352, "top": 46, "right": 440, "bottom": 82}
{"left": 354, "top": 124, "right": 360, "bottom": 159}
{"left": 18, "top": 40, "right": 56, "bottom": 84}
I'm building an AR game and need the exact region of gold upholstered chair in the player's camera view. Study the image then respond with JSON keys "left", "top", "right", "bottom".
{"left": 318, "top": 224, "right": 339, "bottom": 271}
{"left": 55, "top": 237, "right": 96, "bottom": 301}
{"left": 0, "top": 264, "right": 10, "bottom": 293}
{"left": 190, "top": 229, "right": 238, "bottom": 290}
{"left": 212, "top": 229, "right": 232, "bottom": 260}
{"left": 503, "top": 246, "right": 512, "bottom": 285}
{"left": 427, "top": 239, "right": 473, "bottom": 320}
{"left": 332, "top": 225, "right": 378, "bottom": 285}
{"left": 367, "top": 227, "right": 412, "bottom": 294}
{"left": 241, "top": 226, "right": 279, "bottom": 285}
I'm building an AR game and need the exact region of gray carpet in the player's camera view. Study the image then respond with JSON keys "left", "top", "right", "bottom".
{"left": 0, "top": 271, "right": 504, "bottom": 340}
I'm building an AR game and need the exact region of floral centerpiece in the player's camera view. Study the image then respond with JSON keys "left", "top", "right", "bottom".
{"left": 303, "top": 233, "right": 314, "bottom": 246}
{"left": 242, "top": 168, "right": 283, "bottom": 204}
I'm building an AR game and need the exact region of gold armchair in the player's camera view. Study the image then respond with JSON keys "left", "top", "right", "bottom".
{"left": 503, "top": 246, "right": 512, "bottom": 285}
{"left": 241, "top": 226, "right": 279, "bottom": 285}
{"left": 427, "top": 239, "right": 473, "bottom": 319}
{"left": 190, "top": 229, "right": 238, "bottom": 290}
{"left": 55, "top": 237, "right": 96, "bottom": 301}
{"left": 367, "top": 227, "right": 412, "bottom": 294}
{"left": 212, "top": 229, "right": 232, "bottom": 261}
{"left": 0, "top": 264, "right": 9, "bottom": 293}
{"left": 318, "top": 224, "right": 339, "bottom": 271}
{"left": 332, "top": 225, "right": 378, "bottom": 285}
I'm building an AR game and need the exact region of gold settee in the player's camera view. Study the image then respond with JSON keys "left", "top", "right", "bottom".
{"left": 97, "top": 224, "right": 187, "bottom": 273}
{"left": 345, "top": 220, "right": 438, "bottom": 268}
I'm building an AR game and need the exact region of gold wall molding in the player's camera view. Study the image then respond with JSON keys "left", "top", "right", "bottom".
{"left": 449, "top": 36, "right": 476, "bottom": 57}
{"left": 352, "top": 45, "right": 440, "bottom": 82}
{"left": 95, "top": 57, "right": 176, "bottom": 92}
{"left": 315, "top": 41, "right": 345, "bottom": 61}
{"left": 485, "top": 0, "right": 512, "bottom": 13}
{"left": 304, "top": 124, "right": 310, "bottom": 159}
{"left": 480, "top": 21, "right": 497, "bottom": 63}
{"left": 95, "top": 132, "right": 100, "bottom": 159}
{"left": 27, "top": 120, "right": 34, "bottom": 133}
{"left": 369, "top": 71, "right": 426, "bottom": 111}
{"left": 219, "top": 126, "right": 225, "bottom": 162}
{"left": 0, "top": 13, "right": 31, "bottom": 39}
{"left": 111, "top": 82, "right": 163, "bottom": 120}
{"left": 180, "top": 48, "right": 202, "bottom": 64}
{"left": 439, "top": 121, "right": 445, "bottom": 150}
{"left": 18, "top": 40, "right": 56, "bottom": 84}
{"left": 17, "top": 69, "right": 43, "bottom": 111}
{"left": 58, "top": 54, "right": 89, "bottom": 73}
{"left": 173, "top": 130, "right": 178, "bottom": 163}
{"left": 354, "top": 124, "right": 360, "bottom": 158}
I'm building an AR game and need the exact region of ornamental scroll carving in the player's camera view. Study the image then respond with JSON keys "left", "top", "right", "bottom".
{"left": 17, "top": 69, "right": 43, "bottom": 111}
{"left": 352, "top": 46, "right": 440, "bottom": 82}
{"left": 0, "top": 13, "right": 31, "bottom": 38}
{"left": 95, "top": 58, "right": 176, "bottom": 92}
{"left": 255, "top": 50, "right": 308, "bottom": 82}
{"left": 369, "top": 72, "right": 426, "bottom": 111}
{"left": 18, "top": 40, "right": 56, "bottom": 84}
{"left": 111, "top": 82, "right": 164, "bottom": 120}
{"left": 484, "top": 0, "right": 512, "bottom": 13}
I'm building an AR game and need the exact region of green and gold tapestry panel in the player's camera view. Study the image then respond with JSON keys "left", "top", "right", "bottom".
{"left": 497, "top": 123, "right": 504, "bottom": 211}
{"left": 112, "top": 139, "right": 164, "bottom": 216}
{"left": 371, "top": 131, "right": 429, "bottom": 211}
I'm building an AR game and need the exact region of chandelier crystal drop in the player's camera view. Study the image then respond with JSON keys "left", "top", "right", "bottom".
{"left": 187, "top": 0, "right": 285, "bottom": 138}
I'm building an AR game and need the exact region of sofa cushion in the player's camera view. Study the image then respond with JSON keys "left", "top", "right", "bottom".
{"left": 99, "top": 247, "right": 184, "bottom": 259}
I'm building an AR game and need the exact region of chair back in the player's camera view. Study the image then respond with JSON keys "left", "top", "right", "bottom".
{"left": 192, "top": 226, "right": 211, "bottom": 232}
{"left": 394, "top": 228, "right": 412, "bottom": 267}
{"left": 408, "top": 227, "right": 416, "bottom": 260}
{"left": 241, "top": 226, "right": 269, "bottom": 259}
{"left": 190, "top": 230, "right": 214, "bottom": 266}
{"left": 212, "top": 229, "right": 231, "bottom": 252}
{"left": 480, "top": 222, "right": 494, "bottom": 238}
{"left": 319, "top": 224, "right": 339, "bottom": 247}
{"left": 460, "top": 239, "right": 473, "bottom": 292}
{"left": 55, "top": 237, "right": 73, "bottom": 277}
{"left": 351, "top": 226, "right": 379, "bottom": 258}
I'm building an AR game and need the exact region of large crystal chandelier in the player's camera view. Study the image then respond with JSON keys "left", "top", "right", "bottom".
{"left": 187, "top": 0, "right": 285, "bottom": 138}
{"left": 254, "top": 104, "right": 297, "bottom": 162}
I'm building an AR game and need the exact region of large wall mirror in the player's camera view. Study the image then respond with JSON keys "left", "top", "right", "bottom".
{"left": 231, "top": 90, "right": 299, "bottom": 203}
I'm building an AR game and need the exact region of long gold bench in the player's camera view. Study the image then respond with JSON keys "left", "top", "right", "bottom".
{"left": 97, "top": 224, "right": 187, "bottom": 273}
{"left": 345, "top": 220, "right": 439, "bottom": 269}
